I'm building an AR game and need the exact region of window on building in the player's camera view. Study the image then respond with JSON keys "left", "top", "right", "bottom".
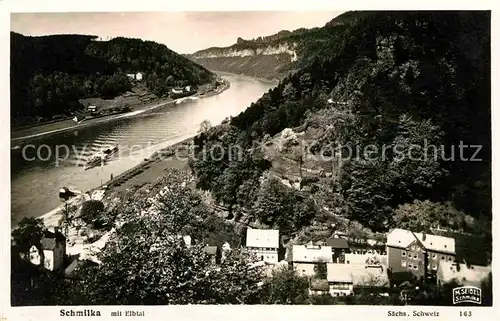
{"left": 402, "top": 251, "right": 406, "bottom": 257}
{"left": 414, "top": 254, "right": 418, "bottom": 259}
{"left": 432, "top": 254, "right": 437, "bottom": 259}
{"left": 448, "top": 257, "right": 452, "bottom": 261}
{"left": 413, "top": 265, "right": 418, "bottom": 270}
{"left": 441, "top": 256, "right": 445, "bottom": 260}
{"left": 432, "top": 264, "right": 437, "bottom": 270}
{"left": 401, "top": 260, "right": 406, "bottom": 267}
{"left": 408, "top": 264, "right": 412, "bottom": 269}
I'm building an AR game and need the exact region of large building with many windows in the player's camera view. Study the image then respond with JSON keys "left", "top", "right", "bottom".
{"left": 386, "top": 228, "right": 455, "bottom": 279}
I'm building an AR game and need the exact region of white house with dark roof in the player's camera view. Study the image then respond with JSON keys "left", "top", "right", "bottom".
{"left": 246, "top": 229, "right": 279, "bottom": 264}
{"left": 291, "top": 242, "right": 333, "bottom": 277}
{"left": 386, "top": 228, "right": 456, "bottom": 279}
{"left": 29, "top": 228, "right": 66, "bottom": 271}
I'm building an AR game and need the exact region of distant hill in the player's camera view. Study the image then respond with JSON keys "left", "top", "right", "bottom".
{"left": 187, "top": 12, "right": 360, "bottom": 80}
{"left": 10, "top": 32, "right": 214, "bottom": 126}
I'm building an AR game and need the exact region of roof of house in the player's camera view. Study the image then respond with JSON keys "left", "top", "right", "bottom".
{"left": 325, "top": 237, "right": 349, "bottom": 249}
{"left": 327, "top": 263, "right": 354, "bottom": 283}
{"left": 246, "top": 229, "right": 279, "bottom": 248}
{"left": 41, "top": 238, "right": 57, "bottom": 250}
{"left": 292, "top": 244, "right": 333, "bottom": 263}
{"left": 203, "top": 246, "right": 219, "bottom": 255}
{"left": 327, "top": 263, "right": 389, "bottom": 287}
{"left": 386, "top": 228, "right": 455, "bottom": 254}
{"left": 41, "top": 229, "right": 66, "bottom": 250}
{"left": 437, "top": 262, "right": 491, "bottom": 287}
{"left": 310, "top": 279, "right": 330, "bottom": 291}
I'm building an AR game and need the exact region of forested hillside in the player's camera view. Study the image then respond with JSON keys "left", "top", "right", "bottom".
{"left": 11, "top": 33, "right": 214, "bottom": 126}
{"left": 190, "top": 11, "right": 491, "bottom": 235}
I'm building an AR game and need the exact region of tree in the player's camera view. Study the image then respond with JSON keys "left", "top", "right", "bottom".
{"left": 314, "top": 261, "right": 327, "bottom": 279}
{"left": 12, "top": 217, "right": 45, "bottom": 257}
{"left": 204, "top": 249, "right": 264, "bottom": 304}
{"left": 392, "top": 200, "right": 479, "bottom": 233}
{"left": 198, "top": 120, "right": 212, "bottom": 134}
{"left": 80, "top": 200, "right": 105, "bottom": 226}
{"left": 61, "top": 190, "right": 263, "bottom": 305}
{"left": 261, "top": 266, "right": 309, "bottom": 304}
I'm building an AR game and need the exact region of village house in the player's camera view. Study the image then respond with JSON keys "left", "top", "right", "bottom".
{"left": 29, "top": 227, "right": 66, "bottom": 271}
{"left": 324, "top": 236, "right": 350, "bottom": 263}
{"left": 292, "top": 242, "right": 333, "bottom": 277}
{"left": 87, "top": 105, "right": 98, "bottom": 113}
{"left": 246, "top": 228, "right": 279, "bottom": 264}
{"left": 437, "top": 261, "right": 491, "bottom": 289}
{"left": 326, "top": 263, "right": 390, "bottom": 297}
{"left": 126, "top": 72, "right": 143, "bottom": 81}
{"left": 386, "top": 228, "right": 455, "bottom": 279}
{"left": 185, "top": 85, "right": 191, "bottom": 92}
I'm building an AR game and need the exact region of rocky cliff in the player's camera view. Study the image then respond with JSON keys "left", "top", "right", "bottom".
{"left": 188, "top": 42, "right": 298, "bottom": 80}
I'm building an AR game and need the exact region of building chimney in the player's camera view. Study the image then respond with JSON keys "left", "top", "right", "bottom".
{"left": 422, "top": 231, "right": 426, "bottom": 241}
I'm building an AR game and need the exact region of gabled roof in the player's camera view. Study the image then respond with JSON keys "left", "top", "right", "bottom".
{"left": 386, "top": 228, "right": 455, "bottom": 254}
{"left": 325, "top": 237, "right": 349, "bottom": 249}
{"left": 246, "top": 229, "right": 279, "bottom": 248}
{"left": 41, "top": 229, "right": 66, "bottom": 250}
{"left": 292, "top": 244, "right": 333, "bottom": 263}
{"left": 41, "top": 238, "right": 57, "bottom": 250}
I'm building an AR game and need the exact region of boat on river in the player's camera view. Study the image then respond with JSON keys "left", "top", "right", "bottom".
{"left": 84, "top": 144, "right": 119, "bottom": 170}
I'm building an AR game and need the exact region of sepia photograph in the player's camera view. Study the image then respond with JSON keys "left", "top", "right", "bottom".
{"left": 4, "top": 1, "right": 495, "bottom": 317}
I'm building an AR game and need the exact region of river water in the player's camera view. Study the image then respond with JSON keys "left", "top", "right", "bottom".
{"left": 11, "top": 74, "right": 274, "bottom": 226}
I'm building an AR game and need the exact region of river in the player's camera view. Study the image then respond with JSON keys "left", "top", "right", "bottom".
{"left": 11, "top": 74, "right": 275, "bottom": 226}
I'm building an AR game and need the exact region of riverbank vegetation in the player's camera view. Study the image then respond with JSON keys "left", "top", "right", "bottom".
{"left": 11, "top": 32, "right": 214, "bottom": 126}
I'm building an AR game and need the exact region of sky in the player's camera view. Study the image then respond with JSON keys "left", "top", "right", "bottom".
{"left": 11, "top": 11, "right": 342, "bottom": 54}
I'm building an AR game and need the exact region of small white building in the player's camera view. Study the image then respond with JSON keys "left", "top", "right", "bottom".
{"left": 246, "top": 228, "right": 279, "bottom": 264}
{"left": 171, "top": 88, "right": 184, "bottom": 94}
{"left": 185, "top": 85, "right": 191, "bottom": 92}
{"left": 126, "top": 72, "right": 143, "bottom": 81}
{"left": 29, "top": 228, "right": 66, "bottom": 271}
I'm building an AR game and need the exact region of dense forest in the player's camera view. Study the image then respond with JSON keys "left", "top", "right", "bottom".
{"left": 10, "top": 33, "right": 213, "bottom": 126}
{"left": 190, "top": 11, "right": 491, "bottom": 235}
